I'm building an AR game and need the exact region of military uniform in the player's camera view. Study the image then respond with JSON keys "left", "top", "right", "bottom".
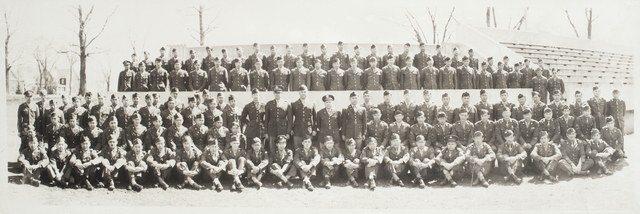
{"left": 283, "top": 53, "right": 297, "bottom": 70}
{"left": 208, "top": 66, "right": 229, "bottom": 91}
{"left": 382, "top": 53, "right": 397, "bottom": 68}
{"left": 457, "top": 65, "right": 475, "bottom": 89}
{"left": 532, "top": 101, "right": 547, "bottom": 121}
{"left": 222, "top": 105, "right": 241, "bottom": 130}
{"left": 476, "top": 69, "right": 493, "bottom": 89}
{"left": 558, "top": 139, "right": 594, "bottom": 172}
{"left": 454, "top": 104, "right": 478, "bottom": 124}
{"left": 507, "top": 71, "right": 522, "bottom": 88}
{"left": 363, "top": 67, "right": 383, "bottom": 90}
{"left": 353, "top": 54, "right": 367, "bottom": 70}
{"left": 384, "top": 144, "right": 410, "bottom": 178}
{"left": 201, "top": 55, "right": 216, "bottom": 71}
{"left": 316, "top": 108, "right": 342, "bottom": 149}
{"left": 495, "top": 117, "right": 519, "bottom": 147}
{"left": 44, "top": 123, "right": 63, "bottom": 150}
{"left": 133, "top": 71, "right": 151, "bottom": 91}
{"left": 189, "top": 69, "right": 208, "bottom": 91}
{"left": 588, "top": 97, "right": 608, "bottom": 130}
{"left": 492, "top": 69, "right": 509, "bottom": 89}
{"left": 417, "top": 101, "right": 437, "bottom": 126}
{"left": 18, "top": 101, "right": 39, "bottom": 135}
{"left": 265, "top": 99, "right": 292, "bottom": 151}
{"left": 420, "top": 66, "right": 439, "bottom": 89}
{"left": 409, "top": 122, "right": 435, "bottom": 147}
{"left": 557, "top": 115, "right": 576, "bottom": 140}
{"left": 165, "top": 125, "right": 188, "bottom": 151}
{"left": 547, "top": 101, "right": 565, "bottom": 119}
{"left": 532, "top": 76, "right": 548, "bottom": 103}
{"left": 149, "top": 67, "right": 169, "bottom": 91}
{"left": 331, "top": 51, "right": 349, "bottom": 70}
{"left": 318, "top": 53, "right": 332, "bottom": 71}
{"left": 521, "top": 66, "right": 535, "bottom": 88}
{"left": 398, "top": 101, "right": 418, "bottom": 125}
{"left": 538, "top": 118, "right": 561, "bottom": 144}
{"left": 399, "top": 66, "right": 420, "bottom": 90}
{"left": 409, "top": 145, "right": 436, "bottom": 179}
{"left": 220, "top": 57, "right": 233, "bottom": 71}
{"left": 451, "top": 56, "right": 462, "bottom": 69}
{"left": 144, "top": 126, "right": 166, "bottom": 151}
{"left": 475, "top": 120, "right": 496, "bottom": 150}
{"left": 518, "top": 120, "right": 539, "bottom": 147}
{"left": 439, "top": 65, "right": 457, "bottom": 89}
{"left": 475, "top": 101, "right": 494, "bottom": 121}
{"left": 265, "top": 54, "right": 279, "bottom": 73}
{"left": 124, "top": 124, "right": 146, "bottom": 151}
{"left": 377, "top": 102, "right": 397, "bottom": 124}
{"left": 493, "top": 101, "right": 516, "bottom": 121}
{"left": 182, "top": 58, "right": 197, "bottom": 72}
{"left": 435, "top": 147, "right": 465, "bottom": 180}
{"left": 118, "top": 70, "right": 135, "bottom": 91}
{"left": 435, "top": 105, "right": 455, "bottom": 124}
{"left": 291, "top": 99, "right": 317, "bottom": 149}
{"left": 570, "top": 101, "right": 588, "bottom": 118}
{"left": 432, "top": 53, "right": 445, "bottom": 69}
{"left": 249, "top": 69, "right": 270, "bottom": 91}
{"left": 309, "top": 69, "right": 328, "bottom": 91}
{"left": 43, "top": 108, "right": 65, "bottom": 134}
{"left": 607, "top": 98, "right": 626, "bottom": 131}
{"left": 432, "top": 122, "right": 453, "bottom": 149}
{"left": 169, "top": 69, "right": 190, "bottom": 92}
{"left": 546, "top": 77, "right": 565, "bottom": 102}
{"left": 343, "top": 105, "right": 368, "bottom": 149}
{"left": 601, "top": 126, "right": 624, "bottom": 152}
{"left": 187, "top": 125, "right": 209, "bottom": 150}
{"left": 413, "top": 51, "right": 430, "bottom": 71}
{"left": 81, "top": 127, "right": 103, "bottom": 150}
{"left": 326, "top": 68, "right": 345, "bottom": 91}
{"left": 299, "top": 52, "right": 315, "bottom": 69}
{"left": 344, "top": 68, "right": 364, "bottom": 90}
{"left": 361, "top": 102, "right": 376, "bottom": 121}
{"left": 246, "top": 53, "right": 267, "bottom": 71}
{"left": 466, "top": 142, "right": 495, "bottom": 176}
{"left": 382, "top": 65, "right": 401, "bottom": 90}
{"left": 203, "top": 108, "right": 223, "bottom": 128}
{"left": 270, "top": 67, "right": 290, "bottom": 91}
{"left": 387, "top": 121, "right": 411, "bottom": 148}
{"left": 290, "top": 146, "right": 321, "bottom": 178}
{"left": 452, "top": 120, "right": 474, "bottom": 148}
{"left": 115, "top": 106, "right": 136, "bottom": 129}
{"left": 160, "top": 109, "right": 178, "bottom": 129}
{"left": 290, "top": 67, "right": 310, "bottom": 91}
{"left": 469, "top": 57, "right": 479, "bottom": 70}
{"left": 228, "top": 68, "right": 248, "bottom": 91}
{"left": 360, "top": 146, "right": 384, "bottom": 179}
{"left": 206, "top": 126, "right": 229, "bottom": 149}
{"left": 367, "top": 120, "right": 389, "bottom": 148}
{"left": 241, "top": 101, "right": 266, "bottom": 143}
{"left": 398, "top": 52, "right": 410, "bottom": 69}
{"left": 138, "top": 105, "right": 160, "bottom": 128}
{"left": 167, "top": 57, "right": 181, "bottom": 73}
{"left": 366, "top": 54, "right": 382, "bottom": 69}
{"left": 65, "top": 106, "right": 89, "bottom": 128}
{"left": 496, "top": 140, "right": 526, "bottom": 176}
{"left": 512, "top": 104, "right": 530, "bottom": 121}
{"left": 100, "top": 126, "right": 124, "bottom": 151}
{"left": 575, "top": 114, "right": 596, "bottom": 140}
{"left": 61, "top": 124, "right": 85, "bottom": 150}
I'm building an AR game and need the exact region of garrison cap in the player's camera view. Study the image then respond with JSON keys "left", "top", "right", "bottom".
{"left": 445, "top": 135, "right": 458, "bottom": 142}
{"left": 228, "top": 94, "right": 235, "bottom": 101}
{"left": 273, "top": 85, "right": 283, "bottom": 92}
{"left": 322, "top": 94, "right": 335, "bottom": 102}
{"left": 462, "top": 92, "right": 470, "bottom": 97}
{"left": 383, "top": 90, "right": 391, "bottom": 96}
{"left": 522, "top": 108, "right": 531, "bottom": 115}
{"left": 23, "top": 90, "right": 33, "bottom": 97}
{"left": 500, "top": 89, "right": 508, "bottom": 95}
{"left": 518, "top": 93, "right": 525, "bottom": 99}
{"left": 606, "top": 116, "right": 615, "bottom": 123}
{"left": 403, "top": 89, "right": 410, "bottom": 95}
{"left": 324, "top": 135, "right": 334, "bottom": 143}
{"left": 171, "top": 87, "right": 179, "bottom": 93}
{"left": 349, "top": 91, "right": 357, "bottom": 98}
{"left": 480, "top": 89, "right": 486, "bottom": 95}
{"left": 251, "top": 88, "right": 259, "bottom": 94}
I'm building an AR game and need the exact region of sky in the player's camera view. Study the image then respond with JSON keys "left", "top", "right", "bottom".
{"left": 1, "top": 0, "right": 639, "bottom": 92}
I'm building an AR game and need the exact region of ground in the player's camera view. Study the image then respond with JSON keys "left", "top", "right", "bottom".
{"left": 3, "top": 97, "right": 639, "bottom": 212}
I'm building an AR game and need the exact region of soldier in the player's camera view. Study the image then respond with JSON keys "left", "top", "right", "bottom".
{"left": 228, "top": 59, "right": 249, "bottom": 91}
{"left": 475, "top": 90, "right": 494, "bottom": 121}
{"left": 183, "top": 50, "right": 198, "bottom": 72}
{"left": 18, "top": 90, "right": 40, "bottom": 144}
{"left": 413, "top": 43, "right": 430, "bottom": 71}
{"left": 246, "top": 43, "right": 267, "bottom": 71}
{"left": 245, "top": 138, "right": 269, "bottom": 190}
{"left": 264, "top": 86, "right": 292, "bottom": 153}
{"left": 570, "top": 91, "right": 587, "bottom": 117}
{"left": 291, "top": 137, "right": 321, "bottom": 191}
{"left": 44, "top": 101, "right": 66, "bottom": 149}
{"left": 160, "top": 96, "right": 179, "bottom": 129}
{"left": 82, "top": 116, "right": 103, "bottom": 150}
{"left": 513, "top": 94, "right": 530, "bottom": 121}
{"left": 454, "top": 92, "right": 478, "bottom": 123}
{"left": 157, "top": 47, "right": 169, "bottom": 71}
{"left": 366, "top": 108, "right": 389, "bottom": 148}
{"left": 241, "top": 89, "right": 265, "bottom": 145}
{"left": 409, "top": 135, "right": 436, "bottom": 188}
{"left": 61, "top": 113, "right": 84, "bottom": 151}
{"left": 290, "top": 57, "right": 311, "bottom": 91}
{"left": 493, "top": 89, "right": 516, "bottom": 121}
{"left": 400, "top": 56, "right": 420, "bottom": 90}
{"left": 377, "top": 91, "right": 397, "bottom": 124}
{"left": 521, "top": 59, "right": 535, "bottom": 88}
{"left": 502, "top": 56, "right": 513, "bottom": 73}
{"left": 601, "top": 116, "right": 625, "bottom": 161}
{"left": 60, "top": 95, "right": 72, "bottom": 112}
{"left": 421, "top": 57, "right": 439, "bottom": 89}
{"left": 187, "top": 114, "right": 208, "bottom": 151}
{"left": 466, "top": 131, "right": 495, "bottom": 187}
{"left": 588, "top": 129, "right": 615, "bottom": 175}
{"left": 45, "top": 139, "right": 71, "bottom": 187}
{"left": 476, "top": 62, "right": 493, "bottom": 89}
{"left": 318, "top": 44, "right": 332, "bottom": 71}
{"left": 396, "top": 43, "right": 411, "bottom": 69}
{"left": 331, "top": 41, "right": 350, "bottom": 70}
{"left": 99, "top": 116, "right": 125, "bottom": 152}
{"left": 457, "top": 56, "right": 475, "bottom": 89}
{"left": 223, "top": 139, "right": 247, "bottom": 192}
{"left": 468, "top": 49, "right": 479, "bottom": 70}
{"left": 384, "top": 133, "right": 410, "bottom": 187}
{"left": 206, "top": 116, "right": 229, "bottom": 150}
{"left": 222, "top": 95, "right": 241, "bottom": 130}
{"left": 283, "top": 44, "right": 297, "bottom": 70}
{"left": 69, "top": 139, "right": 102, "bottom": 190}
{"left": 342, "top": 138, "right": 362, "bottom": 188}
{"left": 439, "top": 57, "right": 457, "bottom": 89}
{"left": 607, "top": 90, "right": 626, "bottom": 132}
{"left": 208, "top": 57, "right": 229, "bottom": 92}
{"left": 575, "top": 105, "right": 596, "bottom": 141}
{"left": 531, "top": 92, "right": 547, "bottom": 121}
{"left": 433, "top": 112, "right": 453, "bottom": 153}
{"left": 270, "top": 56, "right": 291, "bottom": 91}
{"left": 432, "top": 44, "right": 445, "bottom": 69}
{"left": 149, "top": 58, "right": 170, "bottom": 92}
{"left": 130, "top": 93, "right": 142, "bottom": 110}
{"left": 364, "top": 45, "right": 380, "bottom": 69}
{"left": 530, "top": 131, "right": 561, "bottom": 182}
{"left": 345, "top": 58, "right": 364, "bottom": 90}
{"left": 409, "top": 111, "right": 435, "bottom": 148}
{"left": 508, "top": 62, "right": 523, "bottom": 88}
{"left": 381, "top": 55, "right": 401, "bottom": 90}
{"left": 146, "top": 138, "right": 176, "bottom": 190}
{"left": 299, "top": 43, "right": 315, "bottom": 69}
{"left": 492, "top": 62, "right": 509, "bottom": 89}
{"left": 315, "top": 94, "right": 341, "bottom": 148}
{"left": 216, "top": 92, "right": 226, "bottom": 111}
{"left": 123, "top": 140, "right": 148, "bottom": 191}
{"left": 175, "top": 136, "right": 205, "bottom": 190}
{"left": 291, "top": 85, "right": 317, "bottom": 150}
{"left": 352, "top": 45, "right": 367, "bottom": 69}
{"left": 361, "top": 90, "right": 376, "bottom": 121}
{"left": 35, "top": 89, "right": 50, "bottom": 136}
{"left": 199, "top": 139, "right": 226, "bottom": 191}
{"left": 114, "top": 95, "right": 135, "bottom": 129}
{"left": 133, "top": 63, "right": 151, "bottom": 91}
{"left": 249, "top": 60, "right": 269, "bottom": 91}
{"left": 435, "top": 93, "right": 455, "bottom": 124}
{"left": 201, "top": 46, "right": 215, "bottom": 72}
{"left": 309, "top": 59, "right": 328, "bottom": 91}
{"left": 124, "top": 113, "right": 147, "bottom": 152}
{"left": 532, "top": 68, "right": 548, "bottom": 103}
{"left": 558, "top": 105, "right": 577, "bottom": 141}
{"left": 398, "top": 90, "right": 418, "bottom": 125}
{"left": 318, "top": 136, "right": 344, "bottom": 189}
{"left": 265, "top": 45, "right": 280, "bottom": 73}
{"left": 145, "top": 115, "right": 166, "bottom": 151}
{"left": 546, "top": 68, "right": 565, "bottom": 102}
{"left": 452, "top": 108, "right": 475, "bottom": 150}
{"left": 451, "top": 48, "right": 462, "bottom": 68}
{"left": 475, "top": 109, "right": 497, "bottom": 152}
{"left": 98, "top": 137, "right": 127, "bottom": 191}
{"left": 326, "top": 58, "right": 345, "bottom": 91}
{"left": 417, "top": 90, "right": 437, "bottom": 126}
{"left": 436, "top": 135, "right": 465, "bottom": 187}
{"left": 234, "top": 47, "right": 248, "bottom": 71}
{"left": 588, "top": 86, "right": 608, "bottom": 130}
{"left": 547, "top": 90, "right": 566, "bottom": 119}
{"left": 138, "top": 94, "right": 158, "bottom": 128}
{"left": 387, "top": 110, "right": 411, "bottom": 149}
{"left": 539, "top": 108, "right": 561, "bottom": 144}
{"left": 167, "top": 48, "right": 181, "bottom": 73}
{"left": 65, "top": 96, "right": 89, "bottom": 128}
{"left": 269, "top": 136, "right": 295, "bottom": 189}
{"left": 486, "top": 57, "right": 496, "bottom": 73}
{"left": 17, "top": 137, "right": 49, "bottom": 187}
{"left": 189, "top": 60, "right": 208, "bottom": 92}
{"left": 169, "top": 60, "right": 190, "bottom": 92}
{"left": 118, "top": 60, "right": 135, "bottom": 92}
{"left": 495, "top": 108, "right": 520, "bottom": 149}
{"left": 518, "top": 108, "right": 539, "bottom": 172}
{"left": 558, "top": 128, "right": 593, "bottom": 177}
{"left": 342, "top": 92, "right": 368, "bottom": 149}
{"left": 496, "top": 130, "right": 527, "bottom": 184}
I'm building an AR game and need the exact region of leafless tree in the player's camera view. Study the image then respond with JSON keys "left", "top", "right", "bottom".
{"left": 585, "top": 8, "right": 597, "bottom": 39}
{"left": 33, "top": 44, "right": 59, "bottom": 94}
{"left": 486, "top": 7, "right": 497, "bottom": 28}
{"left": 441, "top": 7, "right": 455, "bottom": 43}
{"left": 60, "top": 5, "right": 117, "bottom": 95}
{"left": 427, "top": 7, "right": 437, "bottom": 44}
{"left": 189, "top": 5, "right": 218, "bottom": 46}
{"left": 492, "top": 7, "right": 497, "bottom": 28}
{"left": 513, "top": 7, "right": 528, "bottom": 30}
{"left": 63, "top": 52, "right": 77, "bottom": 95}
{"left": 99, "top": 60, "right": 113, "bottom": 92}
{"left": 486, "top": 7, "right": 491, "bottom": 27}
{"left": 564, "top": 9, "right": 580, "bottom": 38}
{"left": 5, "top": 11, "right": 21, "bottom": 92}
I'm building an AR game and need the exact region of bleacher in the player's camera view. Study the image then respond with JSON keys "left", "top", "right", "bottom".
{"left": 501, "top": 42, "right": 633, "bottom": 89}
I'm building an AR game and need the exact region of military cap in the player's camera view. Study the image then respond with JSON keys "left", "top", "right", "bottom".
{"left": 423, "top": 89, "right": 431, "bottom": 95}
{"left": 228, "top": 94, "right": 235, "bottom": 101}
{"left": 194, "top": 93, "right": 201, "bottom": 99}
{"left": 236, "top": 47, "right": 243, "bottom": 51}
{"left": 444, "top": 57, "right": 451, "bottom": 61}
{"left": 371, "top": 44, "right": 376, "bottom": 49}
{"left": 552, "top": 90, "right": 561, "bottom": 95}
{"left": 383, "top": 90, "right": 391, "bottom": 96}
{"left": 419, "top": 42, "right": 425, "bottom": 46}
{"left": 349, "top": 91, "right": 357, "bottom": 98}
{"left": 522, "top": 108, "right": 531, "bottom": 115}
{"left": 23, "top": 90, "right": 33, "bottom": 97}
{"left": 345, "top": 138, "right": 356, "bottom": 145}
{"left": 532, "top": 91, "right": 540, "bottom": 97}
{"left": 210, "top": 115, "right": 221, "bottom": 122}
{"left": 442, "top": 93, "right": 449, "bottom": 98}
{"left": 479, "top": 109, "right": 489, "bottom": 116}
{"left": 405, "top": 56, "right": 412, "bottom": 61}
{"left": 606, "top": 116, "right": 615, "bottom": 123}
{"left": 613, "top": 89, "right": 620, "bottom": 94}
{"left": 544, "top": 107, "right": 552, "bottom": 113}
{"left": 480, "top": 89, "right": 486, "bottom": 95}
{"left": 187, "top": 96, "right": 196, "bottom": 102}
{"left": 277, "top": 135, "right": 287, "bottom": 143}
{"left": 217, "top": 93, "right": 223, "bottom": 97}
{"left": 338, "top": 41, "right": 344, "bottom": 45}
{"left": 273, "top": 85, "right": 283, "bottom": 92}
{"left": 332, "top": 58, "right": 341, "bottom": 63}
{"left": 539, "top": 131, "right": 549, "bottom": 138}
{"left": 123, "top": 60, "right": 131, "bottom": 65}
{"left": 453, "top": 47, "right": 458, "bottom": 51}
{"left": 445, "top": 135, "right": 458, "bottom": 142}
{"left": 354, "top": 45, "right": 359, "bottom": 50}
{"left": 517, "top": 93, "right": 525, "bottom": 99}
{"left": 144, "top": 94, "right": 151, "bottom": 99}
{"left": 394, "top": 110, "right": 403, "bottom": 116}
{"left": 500, "top": 89, "right": 508, "bottom": 95}
{"left": 437, "top": 112, "right": 447, "bottom": 118}
{"left": 232, "top": 58, "right": 241, "bottom": 64}
{"left": 415, "top": 111, "right": 425, "bottom": 117}
{"left": 370, "top": 108, "right": 381, "bottom": 115}
{"left": 481, "top": 61, "right": 487, "bottom": 66}
{"left": 110, "top": 94, "right": 117, "bottom": 99}
{"left": 173, "top": 113, "right": 183, "bottom": 120}
{"left": 299, "top": 85, "right": 308, "bottom": 91}
{"left": 487, "top": 57, "right": 493, "bottom": 61}
{"left": 403, "top": 89, "right": 410, "bottom": 95}
{"left": 575, "top": 90, "right": 582, "bottom": 95}
{"left": 160, "top": 47, "right": 166, "bottom": 51}
{"left": 582, "top": 104, "right": 591, "bottom": 111}
{"left": 121, "top": 95, "right": 128, "bottom": 100}
{"left": 462, "top": 56, "right": 469, "bottom": 61}
{"left": 562, "top": 105, "right": 570, "bottom": 110}
{"left": 152, "top": 114, "right": 162, "bottom": 122}
{"left": 363, "top": 90, "right": 370, "bottom": 95}
{"left": 324, "top": 135, "right": 334, "bottom": 143}
{"left": 436, "top": 44, "right": 441, "bottom": 49}
{"left": 87, "top": 116, "right": 96, "bottom": 123}
{"left": 194, "top": 113, "right": 204, "bottom": 120}
{"left": 49, "top": 112, "right": 58, "bottom": 119}
{"left": 251, "top": 137, "right": 261, "bottom": 145}
{"left": 275, "top": 56, "right": 283, "bottom": 61}
{"left": 322, "top": 94, "right": 335, "bottom": 102}
{"left": 251, "top": 88, "right": 259, "bottom": 94}
{"left": 320, "top": 44, "right": 326, "bottom": 48}
{"left": 503, "top": 56, "right": 509, "bottom": 59}
{"left": 566, "top": 128, "right": 576, "bottom": 134}
{"left": 132, "top": 93, "right": 139, "bottom": 98}
{"left": 497, "top": 61, "right": 503, "bottom": 65}
{"left": 473, "top": 131, "right": 483, "bottom": 138}
{"left": 213, "top": 57, "right": 220, "bottom": 62}
{"left": 390, "top": 133, "right": 401, "bottom": 141}
{"left": 108, "top": 116, "right": 117, "bottom": 122}
{"left": 167, "top": 96, "right": 176, "bottom": 102}
{"left": 591, "top": 128, "right": 600, "bottom": 136}
{"left": 462, "top": 92, "right": 470, "bottom": 97}
{"left": 524, "top": 59, "right": 530, "bottom": 62}
{"left": 171, "top": 87, "right": 179, "bottom": 93}
{"left": 154, "top": 57, "right": 162, "bottom": 62}
{"left": 130, "top": 113, "right": 141, "bottom": 120}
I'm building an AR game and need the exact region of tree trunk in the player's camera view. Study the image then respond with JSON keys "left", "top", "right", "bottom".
{"left": 586, "top": 8, "right": 593, "bottom": 39}
{"left": 486, "top": 7, "right": 491, "bottom": 27}
{"left": 5, "top": 38, "right": 9, "bottom": 92}
{"left": 492, "top": 7, "right": 497, "bottom": 28}
{"left": 198, "top": 6, "right": 204, "bottom": 46}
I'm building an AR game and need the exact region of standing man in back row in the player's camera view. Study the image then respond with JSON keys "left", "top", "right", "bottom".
{"left": 332, "top": 41, "right": 350, "bottom": 70}
{"left": 413, "top": 43, "right": 430, "bottom": 71}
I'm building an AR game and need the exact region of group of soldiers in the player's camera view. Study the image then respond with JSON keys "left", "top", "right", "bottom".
{"left": 117, "top": 42, "right": 564, "bottom": 104}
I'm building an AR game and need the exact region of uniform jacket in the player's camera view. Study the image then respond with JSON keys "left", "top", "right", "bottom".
{"left": 327, "top": 68, "right": 345, "bottom": 91}
{"left": 439, "top": 66, "right": 457, "bottom": 89}
{"left": 381, "top": 65, "right": 401, "bottom": 90}
{"left": 366, "top": 120, "right": 388, "bottom": 147}
{"left": 342, "top": 104, "right": 367, "bottom": 139}
{"left": 291, "top": 99, "right": 317, "bottom": 138}
{"left": 290, "top": 67, "right": 311, "bottom": 91}
{"left": 420, "top": 66, "right": 439, "bottom": 89}
{"left": 452, "top": 120, "right": 475, "bottom": 147}
{"left": 265, "top": 99, "right": 292, "bottom": 137}
{"left": 309, "top": 69, "right": 328, "bottom": 91}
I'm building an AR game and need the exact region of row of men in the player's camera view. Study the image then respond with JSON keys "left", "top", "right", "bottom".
{"left": 17, "top": 119, "right": 623, "bottom": 192}
{"left": 19, "top": 86, "right": 624, "bottom": 155}
{"left": 118, "top": 43, "right": 562, "bottom": 102}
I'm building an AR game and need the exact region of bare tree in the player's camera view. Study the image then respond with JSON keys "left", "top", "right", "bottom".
{"left": 5, "top": 11, "right": 21, "bottom": 92}
{"left": 60, "top": 5, "right": 117, "bottom": 95}
{"left": 63, "top": 52, "right": 77, "bottom": 95}
{"left": 10, "top": 69, "right": 23, "bottom": 94}
{"left": 33, "top": 44, "right": 59, "bottom": 94}
{"left": 585, "top": 8, "right": 597, "bottom": 39}
{"left": 189, "top": 5, "right": 218, "bottom": 46}
{"left": 441, "top": 7, "right": 455, "bottom": 43}
{"left": 492, "top": 7, "right": 497, "bottom": 28}
{"left": 564, "top": 9, "right": 580, "bottom": 38}
{"left": 486, "top": 7, "right": 491, "bottom": 27}
{"left": 513, "top": 7, "right": 528, "bottom": 30}
{"left": 427, "top": 7, "right": 437, "bottom": 44}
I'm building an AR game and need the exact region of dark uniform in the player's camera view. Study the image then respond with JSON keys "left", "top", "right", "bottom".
{"left": 398, "top": 52, "right": 410, "bottom": 69}
{"left": 439, "top": 65, "right": 457, "bottom": 89}
{"left": 133, "top": 71, "right": 151, "bottom": 91}
{"left": 18, "top": 101, "right": 39, "bottom": 137}
{"left": 521, "top": 66, "right": 535, "bottom": 88}
{"left": 493, "top": 101, "right": 516, "bottom": 121}
{"left": 182, "top": 58, "right": 197, "bottom": 72}
{"left": 507, "top": 71, "right": 522, "bottom": 88}
{"left": 61, "top": 125, "right": 84, "bottom": 149}
{"left": 187, "top": 124, "right": 209, "bottom": 150}
{"left": 65, "top": 106, "right": 89, "bottom": 128}
{"left": 547, "top": 101, "right": 565, "bottom": 119}
{"left": 492, "top": 69, "right": 509, "bottom": 89}
{"left": 363, "top": 67, "right": 383, "bottom": 90}
{"left": 265, "top": 99, "right": 292, "bottom": 151}
{"left": 165, "top": 125, "right": 188, "bottom": 151}
{"left": 398, "top": 101, "right": 418, "bottom": 125}
{"left": 283, "top": 53, "right": 297, "bottom": 70}
{"left": 366, "top": 120, "right": 388, "bottom": 148}
{"left": 144, "top": 126, "right": 166, "bottom": 151}
{"left": 344, "top": 68, "right": 364, "bottom": 90}
{"left": 475, "top": 101, "right": 494, "bottom": 121}
{"left": 432, "top": 122, "right": 453, "bottom": 149}
{"left": 474, "top": 120, "right": 496, "bottom": 150}
{"left": 532, "top": 101, "right": 547, "bottom": 121}
{"left": 557, "top": 115, "right": 576, "bottom": 140}
{"left": 435, "top": 105, "right": 454, "bottom": 124}
{"left": 201, "top": 55, "right": 216, "bottom": 71}
{"left": 453, "top": 105, "right": 478, "bottom": 124}
{"left": 366, "top": 53, "right": 382, "bottom": 69}
{"left": 546, "top": 77, "right": 565, "bottom": 102}
{"left": 118, "top": 69, "right": 135, "bottom": 92}
{"left": 539, "top": 118, "right": 561, "bottom": 144}
{"left": 290, "top": 67, "right": 310, "bottom": 91}
{"left": 457, "top": 65, "right": 475, "bottom": 89}
{"left": 400, "top": 67, "right": 420, "bottom": 90}
{"left": 316, "top": 108, "right": 342, "bottom": 149}
{"left": 588, "top": 97, "right": 608, "bottom": 130}
{"left": 138, "top": 105, "right": 160, "bottom": 128}
{"left": 512, "top": 104, "right": 531, "bottom": 122}
{"left": 222, "top": 105, "right": 241, "bottom": 130}
{"left": 382, "top": 53, "right": 397, "bottom": 68}
{"left": 413, "top": 51, "right": 430, "bottom": 71}
{"left": 432, "top": 53, "right": 445, "bottom": 69}
{"left": 124, "top": 124, "right": 147, "bottom": 151}
{"left": 44, "top": 123, "right": 63, "bottom": 150}
{"left": 208, "top": 66, "right": 229, "bottom": 92}
{"left": 246, "top": 53, "right": 267, "bottom": 71}
{"left": 495, "top": 117, "right": 519, "bottom": 147}
{"left": 607, "top": 98, "right": 626, "bottom": 131}
{"left": 332, "top": 51, "right": 350, "bottom": 70}
{"left": 249, "top": 69, "right": 269, "bottom": 91}
{"left": 452, "top": 120, "right": 474, "bottom": 148}
{"left": 517, "top": 120, "right": 539, "bottom": 148}
{"left": 476, "top": 69, "right": 493, "bottom": 89}
{"left": 228, "top": 68, "right": 248, "bottom": 91}
{"left": 299, "top": 52, "right": 315, "bottom": 69}
{"left": 265, "top": 54, "right": 279, "bottom": 73}
{"left": 169, "top": 69, "right": 190, "bottom": 92}
{"left": 189, "top": 69, "right": 209, "bottom": 91}
{"left": 180, "top": 106, "right": 200, "bottom": 129}
{"left": 377, "top": 102, "right": 397, "bottom": 125}
{"left": 409, "top": 122, "right": 435, "bottom": 148}
{"left": 291, "top": 99, "right": 317, "bottom": 149}
{"left": 417, "top": 101, "right": 437, "bottom": 126}
{"left": 451, "top": 56, "right": 462, "bottom": 68}
{"left": 309, "top": 69, "right": 328, "bottom": 91}
{"left": 149, "top": 67, "right": 169, "bottom": 91}
{"left": 420, "top": 66, "right": 439, "bottom": 89}
{"left": 342, "top": 104, "right": 368, "bottom": 149}
{"left": 318, "top": 53, "right": 332, "bottom": 71}
{"left": 381, "top": 64, "right": 401, "bottom": 90}
{"left": 206, "top": 125, "right": 229, "bottom": 150}
{"left": 601, "top": 126, "right": 624, "bottom": 154}
{"left": 532, "top": 76, "right": 548, "bottom": 103}
{"left": 570, "top": 101, "right": 588, "bottom": 118}
{"left": 115, "top": 106, "right": 136, "bottom": 129}
{"left": 270, "top": 67, "right": 290, "bottom": 91}
{"left": 575, "top": 114, "right": 596, "bottom": 141}
{"left": 241, "top": 101, "right": 265, "bottom": 143}
{"left": 81, "top": 127, "right": 103, "bottom": 150}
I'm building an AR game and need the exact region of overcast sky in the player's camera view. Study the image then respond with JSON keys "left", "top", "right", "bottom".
{"left": 2, "top": 0, "right": 638, "bottom": 92}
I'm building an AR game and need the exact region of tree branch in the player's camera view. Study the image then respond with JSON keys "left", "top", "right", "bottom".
{"left": 406, "top": 10, "right": 427, "bottom": 44}
{"left": 86, "top": 6, "right": 117, "bottom": 47}
{"left": 564, "top": 9, "right": 580, "bottom": 38}
{"left": 442, "top": 7, "right": 455, "bottom": 44}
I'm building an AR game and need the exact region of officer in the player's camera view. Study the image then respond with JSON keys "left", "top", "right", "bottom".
{"left": 342, "top": 92, "right": 368, "bottom": 150}
{"left": 241, "top": 89, "right": 266, "bottom": 144}
{"left": 264, "top": 86, "right": 292, "bottom": 154}
{"left": 18, "top": 90, "right": 39, "bottom": 142}
{"left": 117, "top": 60, "right": 135, "bottom": 92}
{"left": 291, "top": 85, "right": 317, "bottom": 150}
{"left": 439, "top": 57, "right": 457, "bottom": 89}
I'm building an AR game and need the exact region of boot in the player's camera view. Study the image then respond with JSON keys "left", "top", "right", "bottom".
{"left": 107, "top": 179, "right": 115, "bottom": 191}
{"left": 369, "top": 179, "right": 376, "bottom": 190}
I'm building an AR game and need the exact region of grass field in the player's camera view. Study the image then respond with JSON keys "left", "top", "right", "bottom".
{"left": 4, "top": 98, "right": 639, "bottom": 212}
